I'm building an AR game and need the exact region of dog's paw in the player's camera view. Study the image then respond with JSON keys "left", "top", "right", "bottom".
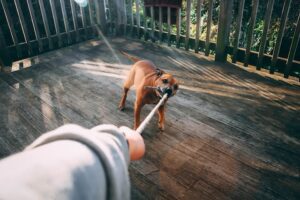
{"left": 158, "top": 124, "right": 165, "bottom": 132}
{"left": 118, "top": 106, "right": 125, "bottom": 111}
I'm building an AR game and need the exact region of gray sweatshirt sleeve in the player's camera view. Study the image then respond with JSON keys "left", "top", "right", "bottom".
{"left": 0, "top": 124, "right": 131, "bottom": 200}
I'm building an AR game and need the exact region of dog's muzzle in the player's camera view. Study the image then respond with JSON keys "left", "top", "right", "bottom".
{"left": 157, "top": 87, "right": 173, "bottom": 98}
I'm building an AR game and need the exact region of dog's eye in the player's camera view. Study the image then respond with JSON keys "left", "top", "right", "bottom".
{"left": 173, "top": 84, "right": 178, "bottom": 90}
{"left": 162, "top": 79, "right": 168, "bottom": 84}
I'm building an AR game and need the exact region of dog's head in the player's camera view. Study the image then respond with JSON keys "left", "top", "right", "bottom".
{"left": 154, "top": 70, "right": 179, "bottom": 98}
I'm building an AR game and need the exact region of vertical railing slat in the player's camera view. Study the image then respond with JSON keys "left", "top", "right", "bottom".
{"left": 94, "top": 0, "right": 107, "bottom": 34}
{"left": 123, "top": 0, "right": 127, "bottom": 35}
{"left": 107, "top": 0, "right": 114, "bottom": 34}
{"left": 70, "top": 0, "right": 80, "bottom": 42}
{"left": 94, "top": 0, "right": 101, "bottom": 26}
{"left": 159, "top": 6, "right": 162, "bottom": 42}
{"left": 284, "top": 13, "right": 300, "bottom": 78}
{"left": 143, "top": 5, "right": 148, "bottom": 40}
{"left": 0, "top": 0, "right": 21, "bottom": 57}
{"left": 150, "top": 6, "right": 155, "bottom": 41}
{"left": 167, "top": 7, "right": 171, "bottom": 46}
{"left": 232, "top": 0, "right": 245, "bottom": 63}
{"left": 115, "top": 0, "right": 122, "bottom": 34}
{"left": 50, "top": 0, "right": 62, "bottom": 47}
{"left": 14, "top": 0, "right": 32, "bottom": 55}
{"left": 39, "top": 0, "right": 54, "bottom": 49}
{"left": 87, "top": 0, "right": 95, "bottom": 37}
{"left": 136, "top": 0, "right": 141, "bottom": 38}
{"left": 27, "top": 0, "right": 43, "bottom": 52}
{"left": 205, "top": 0, "right": 214, "bottom": 56}
{"left": 185, "top": 0, "right": 191, "bottom": 50}
{"left": 195, "top": 0, "right": 202, "bottom": 53}
{"left": 128, "top": 0, "right": 134, "bottom": 34}
{"left": 88, "top": 0, "right": 95, "bottom": 25}
{"left": 0, "top": 26, "right": 11, "bottom": 70}
{"left": 270, "top": 0, "right": 291, "bottom": 73}
{"left": 244, "top": 0, "right": 259, "bottom": 67}
{"left": 80, "top": 6, "right": 88, "bottom": 39}
{"left": 60, "top": 0, "right": 71, "bottom": 44}
{"left": 88, "top": 0, "right": 95, "bottom": 36}
{"left": 257, "top": 0, "right": 274, "bottom": 69}
{"left": 176, "top": 8, "right": 181, "bottom": 48}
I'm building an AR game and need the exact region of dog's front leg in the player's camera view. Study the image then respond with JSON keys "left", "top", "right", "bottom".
{"left": 134, "top": 100, "right": 143, "bottom": 130}
{"left": 158, "top": 105, "right": 165, "bottom": 131}
{"left": 119, "top": 87, "right": 129, "bottom": 111}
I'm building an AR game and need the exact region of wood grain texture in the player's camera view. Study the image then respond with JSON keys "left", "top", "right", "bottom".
{"left": 0, "top": 38, "right": 299, "bottom": 199}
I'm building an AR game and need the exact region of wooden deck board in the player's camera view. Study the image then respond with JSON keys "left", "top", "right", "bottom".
{"left": 0, "top": 38, "right": 299, "bottom": 199}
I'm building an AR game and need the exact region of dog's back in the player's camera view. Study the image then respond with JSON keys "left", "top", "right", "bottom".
{"left": 124, "top": 59, "right": 157, "bottom": 89}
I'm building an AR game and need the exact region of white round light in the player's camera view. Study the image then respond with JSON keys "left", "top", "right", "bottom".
{"left": 74, "top": 0, "right": 88, "bottom": 7}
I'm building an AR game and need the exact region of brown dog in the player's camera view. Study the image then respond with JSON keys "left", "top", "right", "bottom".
{"left": 119, "top": 52, "right": 178, "bottom": 131}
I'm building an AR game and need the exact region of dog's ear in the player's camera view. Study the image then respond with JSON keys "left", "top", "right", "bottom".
{"left": 156, "top": 68, "right": 165, "bottom": 77}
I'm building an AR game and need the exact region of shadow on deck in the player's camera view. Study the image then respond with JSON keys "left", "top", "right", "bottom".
{"left": 0, "top": 37, "right": 299, "bottom": 199}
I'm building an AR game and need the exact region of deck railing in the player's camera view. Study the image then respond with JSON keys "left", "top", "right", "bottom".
{"left": 0, "top": 0, "right": 299, "bottom": 80}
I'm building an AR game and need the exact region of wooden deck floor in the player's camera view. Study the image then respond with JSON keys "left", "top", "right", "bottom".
{"left": 0, "top": 38, "right": 299, "bottom": 199}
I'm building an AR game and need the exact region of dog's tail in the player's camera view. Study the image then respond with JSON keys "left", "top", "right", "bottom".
{"left": 120, "top": 51, "right": 141, "bottom": 63}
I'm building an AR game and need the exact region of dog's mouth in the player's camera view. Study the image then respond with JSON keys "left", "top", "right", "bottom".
{"left": 156, "top": 86, "right": 177, "bottom": 98}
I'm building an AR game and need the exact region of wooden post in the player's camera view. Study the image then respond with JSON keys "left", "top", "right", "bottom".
{"left": 215, "top": 0, "right": 233, "bottom": 61}
{"left": 50, "top": 0, "right": 62, "bottom": 47}
{"left": 176, "top": 8, "right": 181, "bottom": 48}
{"left": 284, "top": 13, "right": 300, "bottom": 78}
{"left": 257, "top": 0, "right": 274, "bottom": 69}
{"left": 205, "top": 0, "right": 214, "bottom": 56}
{"left": 185, "top": 0, "right": 191, "bottom": 50}
{"left": 270, "top": 0, "right": 291, "bottom": 73}
{"left": 159, "top": 6, "right": 163, "bottom": 42}
{"left": 167, "top": 7, "right": 171, "bottom": 46}
{"left": 244, "top": 0, "right": 259, "bottom": 67}
{"left": 232, "top": 0, "right": 245, "bottom": 63}
{"left": 195, "top": 0, "right": 202, "bottom": 53}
